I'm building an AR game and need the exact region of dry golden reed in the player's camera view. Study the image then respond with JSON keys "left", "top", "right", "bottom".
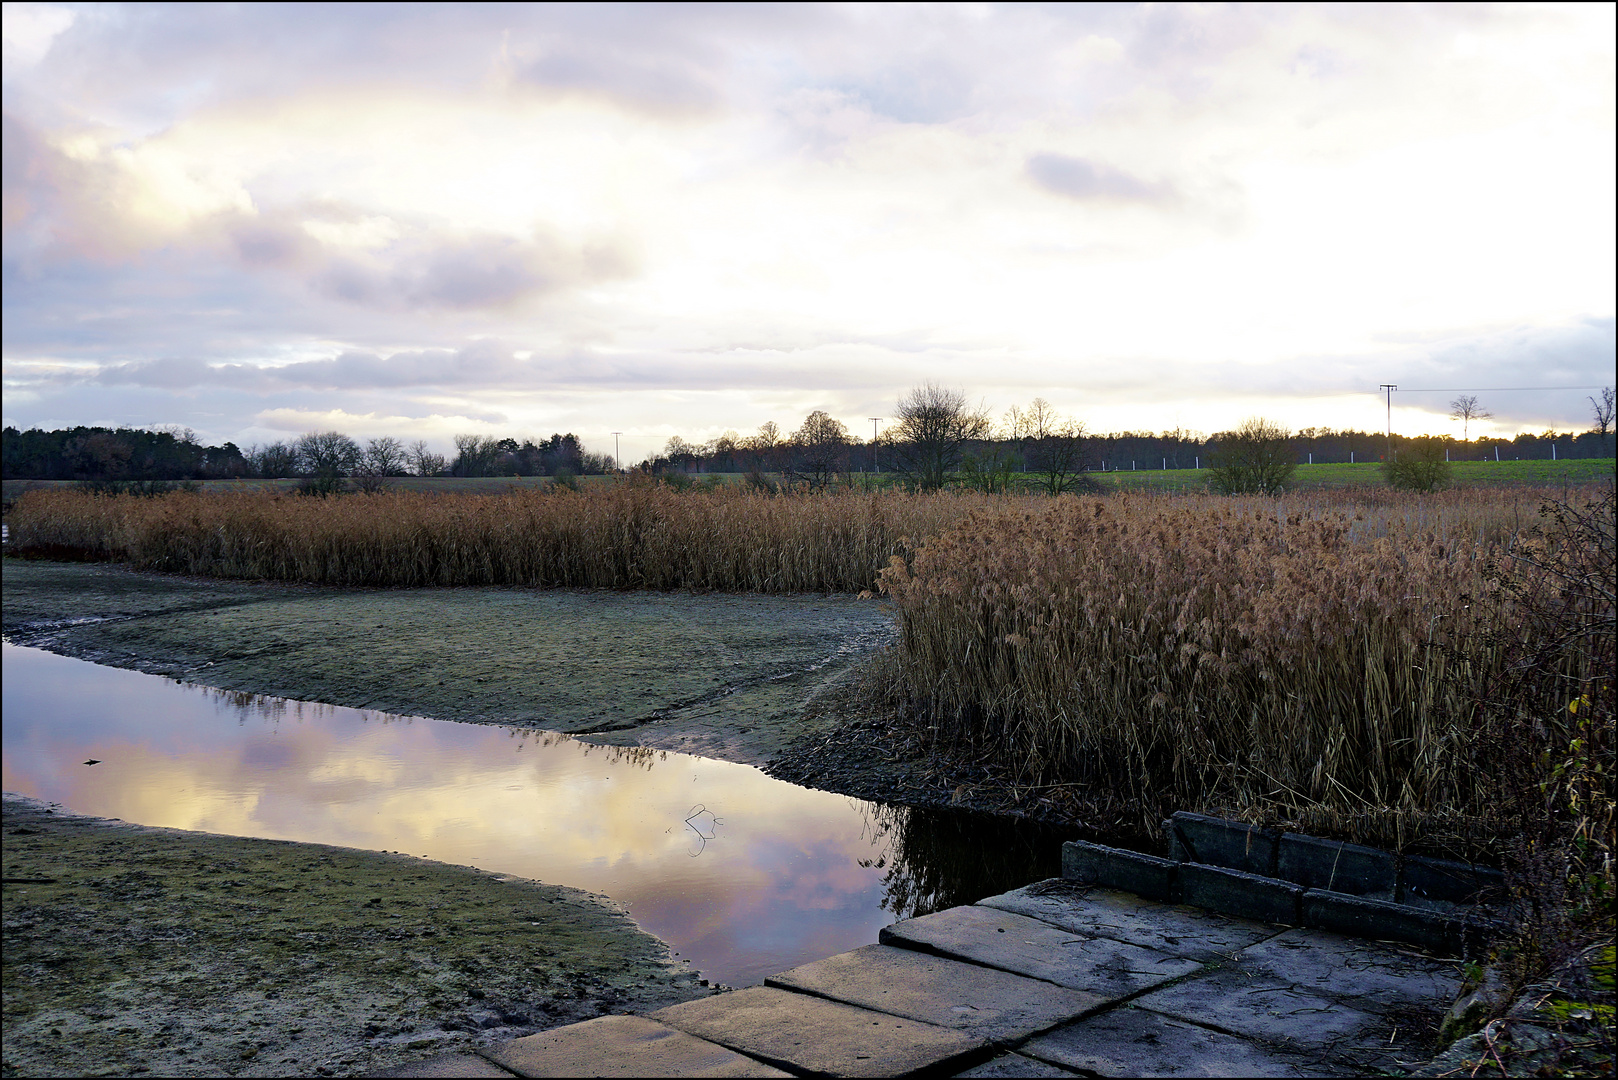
{"left": 877, "top": 488, "right": 1605, "bottom": 845}
{"left": 7, "top": 484, "right": 995, "bottom": 592}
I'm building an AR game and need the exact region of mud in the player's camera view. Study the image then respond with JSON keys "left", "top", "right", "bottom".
{"left": 0, "top": 559, "right": 892, "bottom": 766}
{"left": 0, "top": 794, "right": 714, "bottom": 1079}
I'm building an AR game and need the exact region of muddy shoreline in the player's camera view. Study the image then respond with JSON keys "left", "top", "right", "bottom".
{"left": 0, "top": 794, "right": 714, "bottom": 1079}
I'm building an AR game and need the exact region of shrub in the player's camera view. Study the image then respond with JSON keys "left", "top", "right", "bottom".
{"left": 1207, "top": 417, "right": 1296, "bottom": 495}
{"left": 1383, "top": 436, "right": 1453, "bottom": 492}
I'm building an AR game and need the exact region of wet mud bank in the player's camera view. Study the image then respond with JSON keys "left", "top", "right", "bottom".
{"left": 1, "top": 559, "right": 892, "bottom": 767}
{"left": 0, "top": 795, "right": 714, "bottom": 1079}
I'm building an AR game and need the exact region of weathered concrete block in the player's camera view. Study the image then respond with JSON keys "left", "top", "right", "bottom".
{"left": 1168, "top": 812, "right": 1280, "bottom": 876}
{"left": 978, "top": 881, "right": 1279, "bottom": 962}
{"left": 1300, "top": 890, "right": 1462, "bottom": 954}
{"left": 480, "top": 1015, "right": 789, "bottom": 1078}
{"left": 1178, "top": 863, "right": 1302, "bottom": 925}
{"left": 650, "top": 985, "right": 987, "bottom": 1078}
{"left": 1021, "top": 1007, "right": 1329, "bottom": 1078}
{"left": 1277, "top": 833, "right": 1396, "bottom": 896}
{"left": 1236, "top": 929, "right": 1461, "bottom": 1015}
{"left": 1401, "top": 856, "right": 1507, "bottom": 906}
{"left": 954, "top": 1052, "right": 1077, "bottom": 1077}
{"left": 370, "top": 1052, "right": 517, "bottom": 1078}
{"left": 1063, "top": 840, "right": 1178, "bottom": 901}
{"left": 879, "top": 904, "right": 1200, "bottom": 999}
{"left": 765, "top": 943, "right": 1100, "bottom": 1045}
{"left": 1134, "top": 969, "right": 1381, "bottom": 1052}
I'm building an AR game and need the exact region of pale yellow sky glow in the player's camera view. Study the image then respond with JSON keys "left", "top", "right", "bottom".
{"left": 2, "top": 2, "right": 1613, "bottom": 453}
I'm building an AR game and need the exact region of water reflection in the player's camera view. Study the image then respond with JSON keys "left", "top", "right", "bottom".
{"left": 2, "top": 642, "right": 1078, "bottom": 988}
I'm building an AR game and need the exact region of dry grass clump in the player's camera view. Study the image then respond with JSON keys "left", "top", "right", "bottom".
{"left": 877, "top": 488, "right": 1614, "bottom": 850}
{"left": 5, "top": 483, "right": 997, "bottom": 592}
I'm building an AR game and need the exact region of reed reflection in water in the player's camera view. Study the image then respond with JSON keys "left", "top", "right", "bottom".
{"left": 2, "top": 642, "right": 1076, "bottom": 987}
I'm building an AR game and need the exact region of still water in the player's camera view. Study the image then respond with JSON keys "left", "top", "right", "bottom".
{"left": 1, "top": 642, "right": 1073, "bottom": 988}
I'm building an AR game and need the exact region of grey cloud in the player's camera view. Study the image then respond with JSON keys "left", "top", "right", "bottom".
{"left": 1026, "top": 154, "right": 1174, "bottom": 204}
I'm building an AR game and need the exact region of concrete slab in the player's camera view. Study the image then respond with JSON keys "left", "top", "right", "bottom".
{"left": 954, "top": 1051, "right": 1079, "bottom": 1077}
{"left": 879, "top": 904, "right": 1201, "bottom": 998}
{"left": 766, "top": 943, "right": 1104, "bottom": 1044}
{"left": 481, "top": 1015, "right": 790, "bottom": 1078}
{"left": 978, "top": 881, "right": 1279, "bottom": 962}
{"left": 1133, "top": 967, "right": 1381, "bottom": 1051}
{"left": 1020, "top": 1008, "right": 1329, "bottom": 1078}
{"left": 369, "top": 1052, "right": 517, "bottom": 1077}
{"left": 650, "top": 985, "right": 988, "bottom": 1078}
{"left": 1235, "top": 929, "right": 1461, "bottom": 1015}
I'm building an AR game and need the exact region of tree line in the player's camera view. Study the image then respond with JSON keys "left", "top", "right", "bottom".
{"left": 4, "top": 384, "right": 1612, "bottom": 485}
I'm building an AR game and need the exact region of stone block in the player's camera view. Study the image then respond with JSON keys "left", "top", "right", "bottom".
{"left": 1236, "top": 929, "right": 1461, "bottom": 1015}
{"left": 1063, "top": 840, "right": 1178, "bottom": 901}
{"left": 1021, "top": 1007, "right": 1330, "bottom": 1078}
{"left": 978, "top": 881, "right": 1279, "bottom": 962}
{"left": 1300, "top": 890, "right": 1463, "bottom": 954}
{"left": 953, "top": 1052, "right": 1077, "bottom": 1077}
{"left": 480, "top": 1015, "right": 790, "bottom": 1078}
{"left": 880, "top": 904, "right": 1199, "bottom": 999}
{"left": 1401, "top": 856, "right": 1507, "bottom": 906}
{"left": 1168, "top": 812, "right": 1279, "bottom": 876}
{"left": 765, "top": 943, "right": 1101, "bottom": 1044}
{"left": 370, "top": 1052, "right": 517, "bottom": 1078}
{"left": 1134, "top": 968, "right": 1382, "bottom": 1052}
{"left": 1178, "top": 863, "right": 1302, "bottom": 925}
{"left": 1276, "top": 834, "right": 1396, "bottom": 896}
{"left": 650, "top": 985, "right": 988, "bottom": 1078}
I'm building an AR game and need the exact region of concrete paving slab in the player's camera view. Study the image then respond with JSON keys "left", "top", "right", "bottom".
{"left": 481, "top": 1015, "right": 791, "bottom": 1078}
{"left": 879, "top": 904, "right": 1201, "bottom": 998}
{"left": 370, "top": 1052, "right": 518, "bottom": 1077}
{"left": 977, "top": 881, "right": 1279, "bottom": 962}
{"left": 954, "top": 1051, "right": 1079, "bottom": 1077}
{"left": 1235, "top": 929, "right": 1461, "bottom": 1015}
{"left": 1020, "top": 1008, "right": 1329, "bottom": 1078}
{"left": 1133, "top": 967, "right": 1381, "bottom": 1052}
{"left": 650, "top": 985, "right": 988, "bottom": 1078}
{"left": 766, "top": 943, "right": 1105, "bottom": 1044}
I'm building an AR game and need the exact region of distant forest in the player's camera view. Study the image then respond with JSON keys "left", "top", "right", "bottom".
{"left": 3, "top": 418, "right": 1612, "bottom": 482}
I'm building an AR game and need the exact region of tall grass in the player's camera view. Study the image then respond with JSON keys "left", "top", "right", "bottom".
{"left": 876, "top": 487, "right": 1614, "bottom": 849}
{"left": 5, "top": 483, "right": 997, "bottom": 592}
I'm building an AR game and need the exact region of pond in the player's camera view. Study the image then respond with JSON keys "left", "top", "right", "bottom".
{"left": 1, "top": 642, "right": 1077, "bottom": 989}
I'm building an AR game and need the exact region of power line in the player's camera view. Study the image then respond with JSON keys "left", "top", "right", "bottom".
{"left": 1386, "top": 386, "right": 1606, "bottom": 393}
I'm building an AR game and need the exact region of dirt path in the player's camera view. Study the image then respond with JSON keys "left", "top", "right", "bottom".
{"left": 0, "top": 794, "right": 714, "bottom": 1079}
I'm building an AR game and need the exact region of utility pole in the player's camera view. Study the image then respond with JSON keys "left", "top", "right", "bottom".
{"left": 868, "top": 418, "right": 882, "bottom": 473}
{"left": 611, "top": 432, "right": 622, "bottom": 472}
{"left": 1379, "top": 384, "right": 1397, "bottom": 460}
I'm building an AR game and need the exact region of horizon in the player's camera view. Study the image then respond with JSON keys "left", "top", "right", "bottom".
{"left": 3, "top": 3, "right": 1614, "bottom": 462}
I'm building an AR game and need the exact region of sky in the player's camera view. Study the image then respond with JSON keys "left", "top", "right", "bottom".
{"left": 3, "top": 2, "right": 1614, "bottom": 462}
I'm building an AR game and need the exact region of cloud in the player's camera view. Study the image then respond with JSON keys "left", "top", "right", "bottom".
{"left": 1025, "top": 153, "right": 1174, "bottom": 204}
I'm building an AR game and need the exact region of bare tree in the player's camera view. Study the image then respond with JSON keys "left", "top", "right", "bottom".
{"left": 293, "top": 431, "right": 361, "bottom": 478}
{"left": 789, "top": 410, "right": 850, "bottom": 491}
{"left": 1208, "top": 417, "right": 1295, "bottom": 495}
{"left": 362, "top": 436, "right": 408, "bottom": 476}
{"left": 407, "top": 440, "right": 447, "bottom": 477}
{"left": 889, "top": 383, "right": 992, "bottom": 491}
{"left": 1590, "top": 386, "right": 1616, "bottom": 437}
{"left": 452, "top": 434, "right": 501, "bottom": 476}
{"left": 247, "top": 441, "right": 297, "bottom": 478}
{"left": 1005, "top": 398, "right": 1094, "bottom": 494}
{"left": 1448, "top": 395, "right": 1492, "bottom": 442}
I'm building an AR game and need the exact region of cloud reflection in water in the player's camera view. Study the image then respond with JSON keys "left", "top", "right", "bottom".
{"left": 2, "top": 643, "right": 1071, "bottom": 987}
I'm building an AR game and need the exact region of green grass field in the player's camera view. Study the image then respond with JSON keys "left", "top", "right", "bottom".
{"left": 1091, "top": 457, "right": 1614, "bottom": 492}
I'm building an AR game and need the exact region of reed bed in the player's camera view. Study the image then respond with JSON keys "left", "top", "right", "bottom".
{"left": 5, "top": 484, "right": 1001, "bottom": 592}
{"left": 876, "top": 487, "right": 1615, "bottom": 849}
